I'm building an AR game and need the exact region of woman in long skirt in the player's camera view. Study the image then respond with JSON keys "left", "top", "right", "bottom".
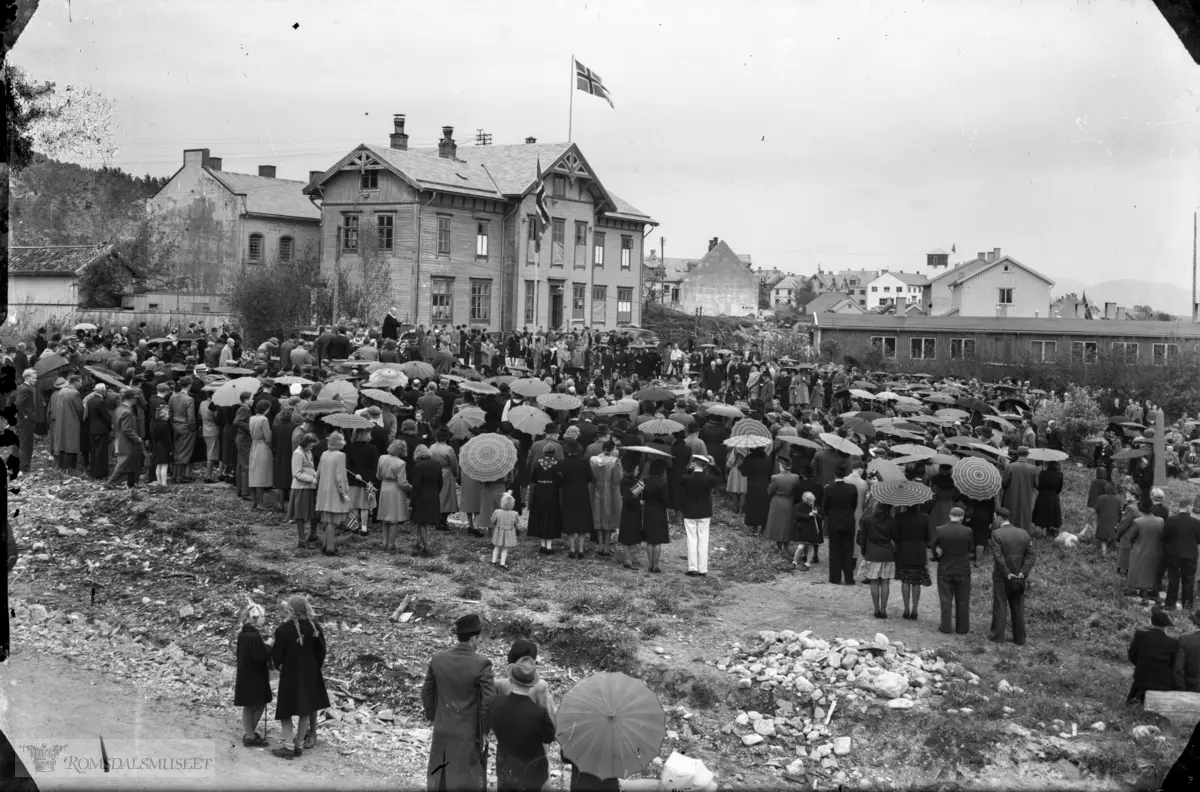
{"left": 527, "top": 445, "right": 564, "bottom": 554}
{"left": 590, "top": 441, "right": 622, "bottom": 556}
{"left": 739, "top": 447, "right": 774, "bottom": 535}
{"left": 1032, "top": 460, "right": 1064, "bottom": 538}
{"left": 234, "top": 393, "right": 254, "bottom": 499}
{"left": 410, "top": 444, "right": 444, "bottom": 557}
{"left": 344, "top": 428, "right": 380, "bottom": 537}
{"left": 376, "top": 440, "right": 410, "bottom": 553}
{"left": 641, "top": 459, "right": 671, "bottom": 574}
{"left": 314, "top": 432, "right": 350, "bottom": 556}
{"left": 428, "top": 427, "right": 460, "bottom": 531}
{"left": 763, "top": 457, "right": 800, "bottom": 556}
{"left": 618, "top": 454, "right": 646, "bottom": 570}
{"left": 726, "top": 447, "right": 748, "bottom": 516}
{"left": 270, "top": 595, "right": 331, "bottom": 759}
{"left": 288, "top": 433, "right": 319, "bottom": 549}
{"left": 272, "top": 407, "right": 298, "bottom": 513}
{"left": 1093, "top": 480, "right": 1123, "bottom": 556}
{"left": 248, "top": 400, "right": 274, "bottom": 510}
{"left": 558, "top": 439, "right": 594, "bottom": 559}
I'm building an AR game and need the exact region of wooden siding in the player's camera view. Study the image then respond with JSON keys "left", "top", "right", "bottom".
{"left": 956, "top": 262, "right": 1051, "bottom": 318}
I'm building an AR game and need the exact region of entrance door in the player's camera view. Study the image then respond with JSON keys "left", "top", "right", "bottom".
{"left": 550, "top": 287, "right": 565, "bottom": 330}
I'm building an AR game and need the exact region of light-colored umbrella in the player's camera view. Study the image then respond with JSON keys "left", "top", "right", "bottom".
{"left": 724, "top": 435, "right": 773, "bottom": 450}
{"left": 732, "top": 418, "right": 771, "bottom": 439}
{"left": 951, "top": 457, "right": 1002, "bottom": 500}
{"left": 215, "top": 366, "right": 254, "bottom": 375}
{"left": 620, "top": 445, "right": 673, "bottom": 458}
{"left": 935, "top": 408, "right": 970, "bottom": 422}
{"left": 318, "top": 379, "right": 359, "bottom": 411}
{"left": 849, "top": 388, "right": 875, "bottom": 401}
{"left": 211, "top": 377, "right": 262, "bottom": 408}
{"left": 889, "top": 444, "right": 937, "bottom": 458}
{"left": 300, "top": 399, "right": 347, "bottom": 416}
{"left": 511, "top": 378, "right": 552, "bottom": 398}
{"left": 1026, "top": 448, "right": 1068, "bottom": 462}
{"left": 273, "top": 375, "right": 315, "bottom": 386}
{"left": 777, "top": 435, "right": 823, "bottom": 450}
{"left": 639, "top": 418, "right": 685, "bottom": 435}
{"left": 537, "top": 393, "right": 583, "bottom": 412}
{"left": 819, "top": 433, "right": 862, "bottom": 455}
{"left": 705, "top": 403, "right": 744, "bottom": 419}
{"left": 459, "top": 433, "right": 519, "bottom": 481}
{"left": 322, "top": 412, "right": 376, "bottom": 430}
{"left": 447, "top": 406, "right": 488, "bottom": 439}
{"left": 361, "top": 388, "right": 402, "bottom": 407}
{"left": 72, "top": 322, "right": 98, "bottom": 331}
{"left": 507, "top": 404, "right": 553, "bottom": 436}
{"left": 460, "top": 381, "right": 500, "bottom": 396}
{"left": 866, "top": 459, "right": 907, "bottom": 481}
{"left": 398, "top": 361, "right": 436, "bottom": 379}
{"left": 366, "top": 369, "right": 408, "bottom": 390}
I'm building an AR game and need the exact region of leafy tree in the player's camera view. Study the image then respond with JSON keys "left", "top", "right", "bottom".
{"left": 1129, "top": 304, "right": 1176, "bottom": 321}
{"left": 1032, "top": 385, "right": 1109, "bottom": 458}
{"left": 355, "top": 220, "right": 395, "bottom": 328}
{"left": 5, "top": 64, "right": 117, "bottom": 174}
{"left": 229, "top": 254, "right": 325, "bottom": 346}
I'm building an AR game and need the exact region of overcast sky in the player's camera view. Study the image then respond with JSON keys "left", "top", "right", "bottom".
{"left": 12, "top": 0, "right": 1199, "bottom": 290}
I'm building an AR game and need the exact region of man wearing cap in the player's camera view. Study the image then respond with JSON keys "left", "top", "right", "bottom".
{"left": 930, "top": 506, "right": 974, "bottom": 635}
{"left": 1002, "top": 447, "right": 1038, "bottom": 533}
{"left": 988, "top": 508, "right": 1036, "bottom": 646}
{"left": 422, "top": 613, "right": 494, "bottom": 792}
{"left": 680, "top": 455, "right": 722, "bottom": 577}
{"left": 48, "top": 375, "right": 84, "bottom": 481}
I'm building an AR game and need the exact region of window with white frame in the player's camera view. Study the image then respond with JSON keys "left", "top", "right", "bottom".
{"left": 1030, "top": 340, "right": 1057, "bottom": 362}
{"left": 1071, "top": 341, "right": 1098, "bottom": 364}
{"left": 870, "top": 336, "right": 897, "bottom": 359}
{"left": 592, "top": 286, "right": 607, "bottom": 324}
{"left": 469, "top": 280, "right": 491, "bottom": 324}
{"left": 593, "top": 232, "right": 606, "bottom": 267}
{"left": 279, "top": 236, "right": 294, "bottom": 262}
{"left": 248, "top": 233, "right": 263, "bottom": 263}
{"left": 998, "top": 288, "right": 1014, "bottom": 305}
{"left": 524, "top": 281, "right": 536, "bottom": 325}
{"left": 437, "top": 217, "right": 451, "bottom": 256}
{"left": 342, "top": 215, "right": 359, "bottom": 251}
{"left": 1153, "top": 343, "right": 1178, "bottom": 365}
{"left": 616, "top": 287, "right": 632, "bottom": 324}
{"left": 949, "top": 338, "right": 975, "bottom": 359}
{"left": 431, "top": 278, "right": 453, "bottom": 323}
{"left": 475, "top": 221, "right": 489, "bottom": 258}
{"left": 1112, "top": 341, "right": 1139, "bottom": 364}
{"left": 621, "top": 236, "right": 633, "bottom": 270}
{"left": 910, "top": 337, "right": 935, "bottom": 359}
{"left": 572, "top": 283, "right": 586, "bottom": 321}
{"left": 526, "top": 215, "right": 538, "bottom": 262}
{"left": 376, "top": 215, "right": 394, "bottom": 250}
{"left": 552, "top": 175, "right": 566, "bottom": 197}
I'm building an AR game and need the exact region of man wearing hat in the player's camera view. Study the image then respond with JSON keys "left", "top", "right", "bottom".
{"left": 488, "top": 655, "right": 556, "bottom": 791}
{"left": 421, "top": 613, "right": 494, "bottom": 792}
{"left": 680, "top": 455, "right": 722, "bottom": 577}
{"left": 15, "top": 369, "right": 38, "bottom": 472}
{"left": 1002, "top": 447, "right": 1038, "bottom": 533}
{"left": 1126, "top": 606, "right": 1181, "bottom": 706}
{"left": 48, "top": 375, "right": 84, "bottom": 481}
{"left": 106, "top": 388, "right": 144, "bottom": 498}
{"left": 988, "top": 507, "right": 1035, "bottom": 646}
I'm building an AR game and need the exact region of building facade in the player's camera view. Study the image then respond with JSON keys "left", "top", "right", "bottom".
{"left": 674, "top": 239, "right": 760, "bottom": 317}
{"left": 8, "top": 245, "right": 138, "bottom": 326}
{"left": 305, "top": 118, "right": 655, "bottom": 331}
{"left": 148, "top": 150, "right": 322, "bottom": 296}
{"left": 924, "top": 248, "right": 1053, "bottom": 318}
{"left": 863, "top": 271, "right": 929, "bottom": 310}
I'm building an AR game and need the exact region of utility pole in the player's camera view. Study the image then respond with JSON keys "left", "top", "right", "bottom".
{"left": 475, "top": 129, "right": 492, "bottom": 146}
{"left": 1193, "top": 210, "right": 1197, "bottom": 322}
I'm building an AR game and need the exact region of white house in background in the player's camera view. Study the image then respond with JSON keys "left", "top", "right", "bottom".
{"left": 772, "top": 275, "right": 800, "bottom": 306}
{"left": 863, "top": 270, "right": 930, "bottom": 310}
{"left": 924, "top": 247, "right": 1054, "bottom": 318}
{"left": 7, "top": 245, "right": 139, "bottom": 326}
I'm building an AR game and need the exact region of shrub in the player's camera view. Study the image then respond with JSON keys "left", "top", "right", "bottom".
{"left": 228, "top": 255, "right": 323, "bottom": 346}
{"left": 818, "top": 338, "right": 841, "bottom": 364}
{"left": 1032, "top": 385, "right": 1108, "bottom": 458}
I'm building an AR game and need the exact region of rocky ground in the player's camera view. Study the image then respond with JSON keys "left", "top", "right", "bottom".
{"left": 5, "top": 454, "right": 1195, "bottom": 790}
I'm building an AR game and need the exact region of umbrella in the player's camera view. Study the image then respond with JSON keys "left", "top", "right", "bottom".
{"left": 952, "top": 457, "right": 1003, "bottom": 500}
{"left": 849, "top": 388, "right": 876, "bottom": 401}
{"left": 705, "top": 403, "right": 744, "bottom": 419}
{"left": 395, "top": 361, "right": 435, "bottom": 380}
{"left": 876, "top": 425, "right": 919, "bottom": 440}
{"left": 486, "top": 375, "right": 517, "bottom": 386}
{"left": 300, "top": 399, "right": 347, "bottom": 416}
{"left": 893, "top": 395, "right": 925, "bottom": 407}
{"left": 84, "top": 365, "right": 125, "bottom": 389}
{"left": 33, "top": 354, "right": 69, "bottom": 376}
{"left": 460, "top": 381, "right": 500, "bottom": 395}
{"left": 1116, "top": 421, "right": 1146, "bottom": 430}
{"left": 698, "top": 343, "right": 716, "bottom": 348}
{"left": 871, "top": 480, "right": 933, "bottom": 506}
{"left": 724, "top": 435, "right": 773, "bottom": 450}
{"left": 452, "top": 367, "right": 483, "bottom": 382}
{"left": 843, "top": 417, "right": 876, "bottom": 438}
{"left": 777, "top": 436, "right": 823, "bottom": 450}
{"left": 889, "top": 443, "right": 937, "bottom": 458}
{"left": 459, "top": 433, "right": 519, "bottom": 481}
{"left": 318, "top": 380, "right": 360, "bottom": 411}
{"left": 447, "top": 406, "right": 488, "bottom": 439}
{"left": 211, "top": 377, "right": 262, "bottom": 407}
{"left": 866, "top": 458, "right": 906, "bottom": 481}
{"left": 83, "top": 350, "right": 119, "bottom": 363}
{"left": 732, "top": 418, "right": 772, "bottom": 439}
{"left": 667, "top": 412, "right": 695, "bottom": 428}
{"left": 508, "top": 404, "right": 554, "bottom": 436}
{"left": 819, "top": 433, "right": 862, "bottom": 455}
{"left": 511, "top": 378, "right": 552, "bottom": 398}
{"left": 322, "top": 412, "right": 375, "bottom": 430}
{"left": 272, "top": 375, "right": 315, "bottom": 386}
{"left": 615, "top": 398, "right": 641, "bottom": 411}
{"left": 982, "top": 415, "right": 1016, "bottom": 432}
{"left": 906, "top": 414, "right": 947, "bottom": 425}
{"left": 507, "top": 363, "right": 530, "bottom": 372}
{"left": 596, "top": 404, "right": 633, "bottom": 416}
{"left": 846, "top": 411, "right": 884, "bottom": 422}
{"left": 923, "top": 393, "right": 958, "bottom": 405}
{"left": 640, "top": 418, "right": 685, "bottom": 435}
{"left": 633, "top": 387, "right": 674, "bottom": 402}
{"left": 364, "top": 361, "right": 398, "bottom": 373}
{"left": 1026, "top": 448, "right": 1068, "bottom": 462}
{"left": 73, "top": 322, "right": 98, "bottom": 331}
{"left": 715, "top": 348, "right": 733, "bottom": 355}
{"left": 537, "top": 393, "right": 583, "bottom": 412}
{"left": 944, "top": 436, "right": 978, "bottom": 448}
{"left": 929, "top": 454, "right": 960, "bottom": 466}
{"left": 332, "top": 359, "right": 372, "bottom": 368}
{"left": 874, "top": 391, "right": 901, "bottom": 401}
{"left": 935, "top": 408, "right": 970, "bottom": 422}
{"left": 890, "top": 454, "right": 933, "bottom": 466}
{"left": 147, "top": 337, "right": 172, "bottom": 345}
{"left": 366, "top": 370, "right": 409, "bottom": 390}
{"left": 1112, "top": 447, "right": 1150, "bottom": 460}
{"left": 215, "top": 366, "right": 254, "bottom": 375}
{"left": 361, "top": 388, "right": 402, "bottom": 407}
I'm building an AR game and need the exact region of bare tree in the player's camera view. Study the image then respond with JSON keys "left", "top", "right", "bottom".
{"left": 354, "top": 219, "right": 395, "bottom": 328}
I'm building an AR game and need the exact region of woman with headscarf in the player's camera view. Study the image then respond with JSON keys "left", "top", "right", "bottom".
{"left": 376, "top": 439, "right": 411, "bottom": 553}
{"left": 528, "top": 444, "right": 564, "bottom": 555}
{"left": 410, "top": 444, "right": 443, "bottom": 557}
{"left": 314, "top": 431, "right": 350, "bottom": 556}
{"left": 288, "top": 433, "right": 319, "bottom": 549}
{"left": 618, "top": 452, "right": 647, "bottom": 570}
{"left": 590, "top": 440, "right": 622, "bottom": 557}
{"left": 641, "top": 458, "right": 671, "bottom": 574}
{"left": 1032, "top": 460, "right": 1064, "bottom": 538}
{"left": 344, "top": 428, "right": 380, "bottom": 537}
{"left": 428, "top": 427, "right": 460, "bottom": 532}
{"left": 248, "top": 400, "right": 275, "bottom": 510}
{"left": 558, "top": 438, "right": 594, "bottom": 560}
{"left": 270, "top": 594, "right": 331, "bottom": 759}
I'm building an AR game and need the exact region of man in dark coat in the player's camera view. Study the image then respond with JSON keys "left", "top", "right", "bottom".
{"left": 698, "top": 416, "right": 730, "bottom": 476}
{"left": 15, "top": 370, "right": 37, "bottom": 472}
{"left": 422, "top": 613, "right": 495, "bottom": 792}
{"left": 1126, "top": 606, "right": 1180, "bottom": 705}
{"left": 812, "top": 445, "right": 841, "bottom": 487}
{"left": 989, "top": 508, "right": 1036, "bottom": 646}
{"left": 1002, "top": 447, "right": 1039, "bottom": 532}
{"left": 1163, "top": 499, "right": 1200, "bottom": 611}
{"left": 930, "top": 506, "right": 974, "bottom": 635}
{"left": 382, "top": 307, "right": 402, "bottom": 341}
{"left": 822, "top": 462, "right": 860, "bottom": 585}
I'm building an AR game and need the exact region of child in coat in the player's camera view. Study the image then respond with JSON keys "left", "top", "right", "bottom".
{"left": 490, "top": 491, "right": 519, "bottom": 569}
{"left": 233, "top": 599, "right": 273, "bottom": 747}
{"left": 151, "top": 403, "right": 173, "bottom": 486}
{"left": 792, "top": 491, "right": 822, "bottom": 571}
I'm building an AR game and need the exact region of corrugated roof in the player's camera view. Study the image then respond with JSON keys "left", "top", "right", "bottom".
{"left": 814, "top": 312, "right": 1200, "bottom": 339}
{"left": 209, "top": 171, "right": 320, "bottom": 221}
{"left": 9, "top": 245, "right": 114, "bottom": 276}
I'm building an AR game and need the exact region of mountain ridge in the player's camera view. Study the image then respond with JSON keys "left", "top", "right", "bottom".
{"left": 1051, "top": 278, "right": 1192, "bottom": 316}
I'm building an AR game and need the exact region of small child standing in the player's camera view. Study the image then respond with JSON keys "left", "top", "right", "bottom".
{"left": 792, "top": 491, "right": 822, "bottom": 571}
{"left": 490, "top": 491, "right": 519, "bottom": 569}
{"left": 151, "top": 404, "right": 173, "bottom": 487}
{"left": 233, "top": 599, "right": 273, "bottom": 747}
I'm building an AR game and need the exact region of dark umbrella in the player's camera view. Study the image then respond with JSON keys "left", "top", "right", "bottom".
{"left": 33, "top": 353, "right": 69, "bottom": 376}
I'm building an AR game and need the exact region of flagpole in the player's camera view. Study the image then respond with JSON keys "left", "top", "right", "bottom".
{"left": 569, "top": 54, "right": 575, "bottom": 142}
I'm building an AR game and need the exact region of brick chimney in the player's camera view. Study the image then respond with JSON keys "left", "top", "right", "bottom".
{"left": 708, "top": 237, "right": 719, "bottom": 252}
{"left": 390, "top": 114, "right": 409, "bottom": 150}
{"left": 258, "top": 165, "right": 276, "bottom": 178}
{"left": 1105, "top": 302, "right": 1117, "bottom": 320}
{"left": 977, "top": 251, "right": 986, "bottom": 261}
{"left": 309, "top": 170, "right": 323, "bottom": 184}
{"left": 437, "top": 126, "right": 457, "bottom": 159}
{"left": 525, "top": 136, "right": 537, "bottom": 144}
{"left": 984, "top": 251, "right": 995, "bottom": 263}
{"left": 208, "top": 157, "right": 222, "bottom": 171}
{"left": 992, "top": 247, "right": 1001, "bottom": 261}
{"left": 183, "top": 149, "right": 210, "bottom": 168}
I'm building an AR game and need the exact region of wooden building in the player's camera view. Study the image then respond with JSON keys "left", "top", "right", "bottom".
{"left": 925, "top": 248, "right": 1053, "bottom": 318}
{"left": 7, "top": 245, "right": 139, "bottom": 327}
{"left": 812, "top": 313, "right": 1200, "bottom": 367}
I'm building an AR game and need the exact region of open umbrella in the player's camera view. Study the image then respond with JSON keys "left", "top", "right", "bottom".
{"left": 365, "top": 361, "right": 398, "bottom": 373}
{"left": 1026, "top": 448, "right": 1068, "bottom": 463}
{"left": 943, "top": 436, "right": 978, "bottom": 448}
{"left": 874, "top": 391, "right": 901, "bottom": 401}
{"left": 639, "top": 418, "right": 685, "bottom": 435}
{"left": 705, "top": 403, "right": 744, "bottom": 419}
{"left": 396, "top": 361, "right": 435, "bottom": 380}
{"left": 507, "top": 363, "right": 530, "bottom": 373}
{"left": 452, "top": 367, "right": 483, "bottom": 381}
{"left": 866, "top": 458, "right": 906, "bottom": 481}
{"left": 83, "top": 350, "right": 120, "bottom": 364}
{"left": 819, "top": 433, "right": 862, "bottom": 456}
{"left": 724, "top": 435, "right": 773, "bottom": 450}
{"left": 633, "top": 386, "right": 674, "bottom": 402}
{"left": 848, "top": 388, "right": 876, "bottom": 401}
{"left": 459, "top": 433, "right": 519, "bottom": 481}
{"left": 486, "top": 375, "right": 517, "bottom": 386}
{"left": 890, "top": 454, "right": 932, "bottom": 466}
{"left": 1112, "top": 447, "right": 1150, "bottom": 460}
{"left": 301, "top": 399, "right": 347, "bottom": 417}
{"left": 845, "top": 411, "right": 884, "bottom": 422}
{"left": 596, "top": 404, "right": 633, "bottom": 416}
{"left": 322, "top": 412, "right": 375, "bottom": 430}
{"left": 361, "top": 388, "right": 402, "bottom": 407}
{"left": 211, "top": 377, "right": 262, "bottom": 408}
{"left": 935, "top": 408, "right": 970, "bottom": 422}
{"left": 906, "top": 414, "right": 947, "bottom": 425}
{"left": 447, "top": 406, "right": 488, "bottom": 439}
{"left": 620, "top": 445, "right": 673, "bottom": 458}
{"left": 33, "top": 353, "right": 69, "bottom": 376}
{"left": 511, "top": 378, "right": 552, "bottom": 398}
{"left": 73, "top": 322, "right": 98, "bottom": 331}
{"left": 871, "top": 480, "right": 933, "bottom": 506}
{"left": 366, "top": 370, "right": 409, "bottom": 390}
{"left": 273, "top": 375, "right": 315, "bottom": 386}
{"left": 537, "top": 393, "right": 583, "bottom": 412}
{"left": 893, "top": 395, "right": 925, "bottom": 407}
{"left": 84, "top": 365, "right": 125, "bottom": 389}
{"left": 951, "top": 457, "right": 1003, "bottom": 500}
{"left": 460, "top": 381, "right": 500, "bottom": 396}
{"left": 929, "top": 454, "right": 960, "bottom": 466}
{"left": 508, "top": 404, "right": 554, "bottom": 436}
{"left": 923, "top": 393, "right": 958, "bottom": 405}
{"left": 889, "top": 443, "right": 936, "bottom": 458}
{"left": 982, "top": 415, "right": 1016, "bottom": 432}
{"left": 214, "top": 366, "right": 254, "bottom": 375}
{"left": 732, "top": 418, "right": 772, "bottom": 439}
{"left": 843, "top": 417, "right": 876, "bottom": 439}
{"left": 318, "top": 380, "right": 359, "bottom": 411}
{"left": 777, "top": 435, "right": 823, "bottom": 451}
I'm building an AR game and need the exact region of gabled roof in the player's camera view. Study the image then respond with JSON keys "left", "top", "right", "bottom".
{"left": 645, "top": 256, "right": 695, "bottom": 281}
{"left": 773, "top": 276, "right": 800, "bottom": 291}
{"left": 689, "top": 240, "right": 751, "bottom": 275}
{"left": 803, "top": 291, "right": 864, "bottom": 313}
{"left": 9, "top": 245, "right": 126, "bottom": 277}
{"left": 885, "top": 271, "right": 930, "bottom": 286}
{"left": 308, "top": 144, "right": 506, "bottom": 201}
{"left": 409, "top": 142, "right": 570, "bottom": 195}
{"left": 932, "top": 255, "right": 1054, "bottom": 289}
{"left": 208, "top": 170, "right": 320, "bottom": 221}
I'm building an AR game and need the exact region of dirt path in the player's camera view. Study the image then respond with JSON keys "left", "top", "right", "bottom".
{"left": 0, "top": 650, "right": 395, "bottom": 791}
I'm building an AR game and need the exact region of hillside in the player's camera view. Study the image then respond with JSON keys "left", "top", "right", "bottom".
{"left": 1053, "top": 278, "right": 1192, "bottom": 317}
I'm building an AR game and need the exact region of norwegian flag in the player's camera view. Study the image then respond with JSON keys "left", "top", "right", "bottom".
{"left": 533, "top": 156, "right": 550, "bottom": 242}
{"left": 575, "top": 59, "right": 614, "bottom": 108}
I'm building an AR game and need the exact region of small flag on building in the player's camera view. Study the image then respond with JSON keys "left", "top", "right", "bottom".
{"left": 534, "top": 156, "right": 551, "bottom": 242}
{"left": 575, "top": 59, "right": 614, "bottom": 107}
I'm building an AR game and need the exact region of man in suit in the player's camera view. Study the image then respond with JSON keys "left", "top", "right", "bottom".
{"left": 1002, "top": 446, "right": 1039, "bottom": 532}
{"left": 931, "top": 506, "right": 974, "bottom": 635}
{"left": 105, "top": 388, "right": 143, "bottom": 499}
{"left": 822, "top": 461, "right": 860, "bottom": 586}
{"left": 417, "top": 382, "right": 445, "bottom": 427}
{"left": 1127, "top": 606, "right": 1180, "bottom": 705}
{"left": 422, "top": 613, "right": 494, "bottom": 792}
{"left": 1045, "top": 420, "right": 1065, "bottom": 452}
{"left": 1163, "top": 498, "right": 1200, "bottom": 611}
{"left": 812, "top": 444, "right": 841, "bottom": 488}
{"left": 382, "top": 307, "right": 402, "bottom": 341}
{"left": 989, "top": 507, "right": 1036, "bottom": 646}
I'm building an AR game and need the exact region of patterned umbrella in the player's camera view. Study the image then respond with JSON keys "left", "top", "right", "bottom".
{"left": 732, "top": 418, "right": 771, "bottom": 439}
{"left": 318, "top": 380, "right": 359, "bottom": 411}
{"left": 866, "top": 458, "right": 906, "bottom": 482}
{"left": 889, "top": 454, "right": 932, "bottom": 466}
{"left": 273, "top": 375, "right": 315, "bottom": 386}
{"left": 556, "top": 671, "right": 666, "bottom": 779}
{"left": 889, "top": 443, "right": 937, "bottom": 458}
{"left": 951, "top": 457, "right": 1003, "bottom": 500}
{"left": 361, "top": 388, "right": 402, "bottom": 407}
{"left": 537, "top": 393, "right": 583, "bottom": 412}
{"left": 705, "top": 403, "right": 744, "bottom": 419}
{"left": 447, "top": 406, "right": 488, "bottom": 439}
{"left": 322, "top": 412, "right": 375, "bottom": 430}
{"left": 870, "top": 480, "right": 934, "bottom": 506}
{"left": 724, "top": 435, "right": 773, "bottom": 450}
{"left": 640, "top": 418, "right": 685, "bottom": 435}
{"left": 211, "top": 376, "right": 262, "bottom": 407}
{"left": 507, "top": 404, "right": 553, "bottom": 436}
{"left": 459, "top": 433, "right": 519, "bottom": 481}
{"left": 510, "top": 378, "right": 551, "bottom": 398}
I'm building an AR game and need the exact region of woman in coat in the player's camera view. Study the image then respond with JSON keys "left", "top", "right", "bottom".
{"left": 344, "top": 428, "right": 380, "bottom": 537}
{"left": 1126, "top": 502, "right": 1166, "bottom": 601}
{"left": 589, "top": 441, "right": 622, "bottom": 557}
{"left": 858, "top": 503, "right": 897, "bottom": 619}
{"left": 233, "top": 392, "right": 254, "bottom": 498}
{"left": 1032, "top": 460, "right": 1064, "bottom": 537}
{"left": 287, "top": 433, "right": 319, "bottom": 549}
{"left": 641, "top": 459, "right": 671, "bottom": 574}
{"left": 315, "top": 431, "right": 350, "bottom": 556}
{"left": 271, "top": 595, "right": 331, "bottom": 759}
{"left": 927, "top": 464, "right": 957, "bottom": 529}
{"left": 1087, "top": 468, "right": 1112, "bottom": 511}
{"left": 893, "top": 505, "right": 933, "bottom": 621}
{"left": 409, "top": 444, "right": 443, "bottom": 557}
{"left": 487, "top": 657, "right": 557, "bottom": 792}
{"left": 725, "top": 447, "right": 748, "bottom": 515}
{"left": 763, "top": 457, "right": 800, "bottom": 555}
{"left": 428, "top": 427, "right": 460, "bottom": 530}
{"left": 377, "top": 440, "right": 411, "bottom": 553}
{"left": 527, "top": 445, "right": 564, "bottom": 554}
{"left": 618, "top": 454, "right": 646, "bottom": 571}
{"left": 219, "top": 402, "right": 238, "bottom": 483}
{"left": 234, "top": 600, "right": 272, "bottom": 747}
{"left": 739, "top": 447, "right": 774, "bottom": 534}
{"left": 272, "top": 407, "right": 298, "bottom": 513}
{"left": 1094, "top": 481, "right": 1124, "bottom": 556}
{"left": 558, "top": 439, "right": 595, "bottom": 560}
{"left": 248, "top": 400, "right": 274, "bottom": 510}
